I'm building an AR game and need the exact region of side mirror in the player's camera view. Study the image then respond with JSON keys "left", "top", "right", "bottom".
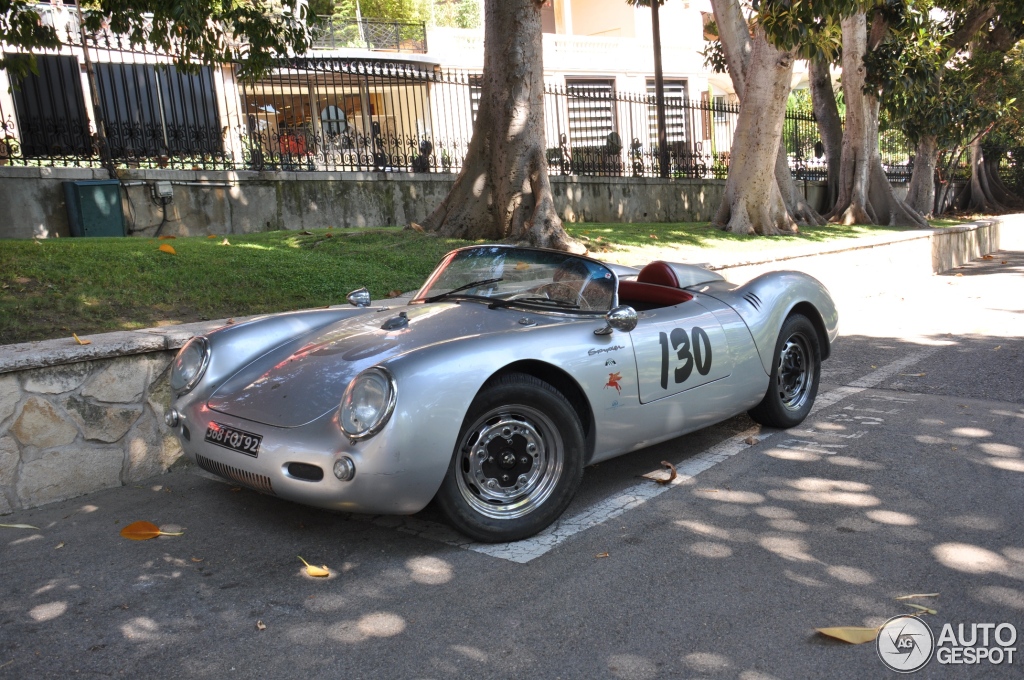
{"left": 347, "top": 287, "right": 371, "bottom": 308}
{"left": 594, "top": 305, "right": 637, "bottom": 335}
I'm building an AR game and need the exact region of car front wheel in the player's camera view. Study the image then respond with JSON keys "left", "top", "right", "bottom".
{"left": 435, "top": 373, "right": 584, "bottom": 543}
{"left": 748, "top": 313, "right": 821, "bottom": 429}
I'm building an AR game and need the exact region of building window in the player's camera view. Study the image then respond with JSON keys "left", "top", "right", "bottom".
{"left": 94, "top": 63, "right": 221, "bottom": 159}
{"left": 10, "top": 55, "right": 92, "bottom": 158}
{"left": 646, "top": 78, "right": 690, "bottom": 145}
{"left": 566, "top": 79, "right": 616, "bottom": 150}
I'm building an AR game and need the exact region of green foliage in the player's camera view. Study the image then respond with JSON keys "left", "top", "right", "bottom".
{"left": 333, "top": 0, "right": 428, "bottom": 22}
{"left": 0, "top": 0, "right": 62, "bottom": 76}
{"left": 429, "top": 0, "right": 481, "bottom": 29}
{"left": 1, "top": 0, "right": 311, "bottom": 81}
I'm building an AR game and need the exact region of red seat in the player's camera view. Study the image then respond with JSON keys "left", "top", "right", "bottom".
{"left": 618, "top": 280, "right": 693, "bottom": 308}
{"left": 637, "top": 261, "right": 679, "bottom": 288}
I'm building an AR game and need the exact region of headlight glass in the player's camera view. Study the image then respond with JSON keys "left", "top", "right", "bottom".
{"left": 340, "top": 367, "right": 397, "bottom": 439}
{"left": 170, "top": 336, "right": 210, "bottom": 395}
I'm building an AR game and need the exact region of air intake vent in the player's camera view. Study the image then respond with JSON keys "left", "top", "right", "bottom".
{"left": 743, "top": 292, "right": 762, "bottom": 311}
{"left": 196, "top": 454, "right": 275, "bottom": 495}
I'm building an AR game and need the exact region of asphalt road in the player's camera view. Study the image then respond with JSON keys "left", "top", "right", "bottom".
{"left": 2, "top": 250, "right": 1023, "bottom": 679}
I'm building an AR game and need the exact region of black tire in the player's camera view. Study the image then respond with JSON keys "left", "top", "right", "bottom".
{"left": 434, "top": 373, "right": 585, "bottom": 543}
{"left": 748, "top": 313, "right": 821, "bottom": 429}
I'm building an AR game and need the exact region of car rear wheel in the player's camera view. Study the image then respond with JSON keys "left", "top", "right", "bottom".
{"left": 748, "top": 314, "right": 821, "bottom": 429}
{"left": 435, "top": 373, "right": 584, "bottom": 543}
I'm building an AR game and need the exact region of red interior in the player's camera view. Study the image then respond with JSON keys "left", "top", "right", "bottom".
{"left": 618, "top": 280, "right": 693, "bottom": 308}
{"left": 636, "top": 261, "right": 679, "bottom": 287}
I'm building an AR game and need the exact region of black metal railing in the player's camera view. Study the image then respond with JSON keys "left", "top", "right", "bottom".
{"left": 310, "top": 17, "right": 427, "bottom": 53}
{"left": 0, "top": 30, "right": 976, "bottom": 185}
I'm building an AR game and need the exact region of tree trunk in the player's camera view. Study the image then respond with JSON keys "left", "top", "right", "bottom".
{"left": 712, "top": 25, "right": 798, "bottom": 235}
{"left": 905, "top": 134, "right": 938, "bottom": 217}
{"left": 710, "top": 0, "right": 821, "bottom": 232}
{"left": 959, "top": 137, "right": 1023, "bottom": 213}
{"left": 421, "top": 0, "right": 581, "bottom": 252}
{"left": 830, "top": 13, "right": 928, "bottom": 228}
{"left": 808, "top": 56, "right": 842, "bottom": 212}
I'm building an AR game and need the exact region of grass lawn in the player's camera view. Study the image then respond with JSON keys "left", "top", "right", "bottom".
{"left": 0, "top": 218, "right": 966, "bottom": 345}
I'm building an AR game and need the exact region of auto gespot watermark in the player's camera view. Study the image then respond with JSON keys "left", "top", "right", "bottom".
{"left": 876, "top": 615, "right": 1018, "bottom": 673}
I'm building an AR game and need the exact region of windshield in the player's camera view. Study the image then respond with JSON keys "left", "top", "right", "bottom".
{"left": 413, "top": 246, "right": 617, "bottom": 312}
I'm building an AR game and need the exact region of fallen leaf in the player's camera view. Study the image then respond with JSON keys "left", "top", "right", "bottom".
{"left": 895, "top": 593, "right": 939, "bottom": 600}
{"left": 191, "top": 557, "right": 204, "bottom": 563}
{"left": 158, "top": 244, "right": 177, "bottom": 255}
{"left": 992, "top": 345, "right": 1001, "bottom": 351}
{"left": 387, "top": 290, "right": 402, "bottom": 298}
{"left": 299, "top": 230, "right": 313, "bottom": 235}
{"left": 899, "top": 373, "right": 926, "bottom": 377}
{"left": 871, "top": 365, "right": 877, "bottom": 369}
{"left": 744, "top": 435, "right": 758, "bottom": 445}
{"left": 0, "top": 523, "right": 39, "bottom": 530}
{"left": 55, "top": 542, "right": 65, "bottom": 549}
{"left": 119, "top": 521, "right": 184, "bottom": 540}
{"left": 14, "top": 276, "right": 30, "bottom": 284}
{"left": 955, "top": 273, "right": 963, "bottom": 277}
{"left": 226, "top": 318, "right": 235, "bottom": 325}
{"left": 904, "top": 603, "right": 938, "bottom": 615}
{"left": 221, "top": 238, "right": 230, "bottom": 246}
{"left": 298, "top": 556, "right": 330, "bottom": 577}
{"left": 649, "top": 234, "right": 659, "bottom": 239}
{"left": 206, "top": 234, "right": 218, "bottom": 239}
{"left": 158, "top": 235, "right": 176, "bottom": 240}
{"left": 323, "top": 233, "right": 333, "bottom": 238}
{"left": 655, "top": 461, "right": 677, "bottom": 485}
{"left": 982, "top": 254, "right": 994, "bottom": 259}
{"left": 595, "top": 552, "right": 610, "bottom": 558}
{"left": 256, "top": 620, "right": 267, "bottom": 631}
{"left": 72, "top": 333, "right": 92, "bottom": 346}
{"left": 1001, "top": 261, "right": 1007, "bottom": 264}
{"left": 816, "top": 627, "right": 878, "bottom": 644}
{"left": 408, "top": 222, "right": 424, "bottom": 233}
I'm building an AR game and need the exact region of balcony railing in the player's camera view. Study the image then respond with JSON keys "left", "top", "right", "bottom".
{"left": 310, "top": 17, "right": 427, "bottom": 53}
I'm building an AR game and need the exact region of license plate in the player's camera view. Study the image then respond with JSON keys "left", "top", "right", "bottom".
{"left": 204, "top": 422, "right": 262, "bottom": 457}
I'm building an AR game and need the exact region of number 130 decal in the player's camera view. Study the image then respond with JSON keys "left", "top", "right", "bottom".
{"left": 659, "top": 327, "right": 713, "bottom": 389}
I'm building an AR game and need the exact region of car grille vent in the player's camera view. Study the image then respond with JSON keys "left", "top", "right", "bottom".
{"left": 743, "top": 292, "right": 762, "bottom": 310}
{"left": 196, "top": 454, "right": 275, "bottom": 495}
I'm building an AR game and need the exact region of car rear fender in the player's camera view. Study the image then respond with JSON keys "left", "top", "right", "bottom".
{"left": 698, "top": 272, "right": 838, "bottom": 375}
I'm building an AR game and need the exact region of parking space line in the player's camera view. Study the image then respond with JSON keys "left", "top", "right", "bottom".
{"left": 369, "top": 347, "right": 940, "bottom": 563}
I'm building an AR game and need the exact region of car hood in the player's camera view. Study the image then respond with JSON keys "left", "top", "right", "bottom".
{"left": 207, "top": 302, "right": 514, "bottom": 428}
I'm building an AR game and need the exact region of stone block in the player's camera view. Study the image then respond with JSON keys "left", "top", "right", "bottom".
{"left": 0, "top": 493, "right": 11, "bottom": 514}
{"left": 81, "top": 356, "right": 151, "bottom": 403}
{"left": 11, "top": 397, "right": 78, "bottom": 449}
{"left": 0, "top": 435, "right": 19, "bottom": 487}
{"left": 62, "top": 395, "right": 142, "bottom": 443}
{"left": 124, "top": 411, "right": 183, "bottom": 482}
{"left": 0, "top": 374, "right": 20, "bottom": 424}
{"left": 22, "top": 363, "right": 93, "bottom": 394}
{"left": 146, "top": 363, "right": 172, "bottom": 422}
{"left": 16, "top": 445, "right": 123, "bottom": 507}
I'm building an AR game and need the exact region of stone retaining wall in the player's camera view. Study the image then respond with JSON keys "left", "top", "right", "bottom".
{"left": 0, "top": 353, "right": 179, "bottom": 513}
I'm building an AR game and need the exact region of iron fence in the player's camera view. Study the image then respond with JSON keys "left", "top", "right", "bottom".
{"left": 309, "top": 17, "right": 428, "bottom": 53}
{"left": 0, "top": 27, "right": 971, "bottom": 187}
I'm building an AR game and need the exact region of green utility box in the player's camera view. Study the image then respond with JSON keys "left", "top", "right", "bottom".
{"left": 63, "top": 180, "right": 126, "bottom": 237}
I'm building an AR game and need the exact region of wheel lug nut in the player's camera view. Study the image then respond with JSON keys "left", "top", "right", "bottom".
{"left": 501, "top": 474, "right": 510, "bottom": 482}
{"left": 486, "top": 480, "right": 497, "bottom": 489}
{"left": 527, "top": 444, "right": 537, "bottom": 453}
{"left": 520, "top": 457, "right": 528, "bottom": 465}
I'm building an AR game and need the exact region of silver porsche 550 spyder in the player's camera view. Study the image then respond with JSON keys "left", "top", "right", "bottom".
{"left": 165, "top": 245, "right": 838, "bottom": 542}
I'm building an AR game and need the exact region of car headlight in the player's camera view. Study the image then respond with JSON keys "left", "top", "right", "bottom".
{"left": 340, "top": 367, "right": 397, "bottom": 439}
{"left": 170, "top": 336, "right": 211, "bottom": 395}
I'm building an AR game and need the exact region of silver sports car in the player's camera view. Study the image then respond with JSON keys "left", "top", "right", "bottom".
{"left": 165, "top": 245, "right": 838, "bottom": 542}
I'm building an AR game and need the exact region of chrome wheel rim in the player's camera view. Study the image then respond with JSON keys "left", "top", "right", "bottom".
{"left": 456, "top": 405, "right": 563, "bottom": 520}
{"left": 777, "top": 331, "right": 813, "bottom": 411}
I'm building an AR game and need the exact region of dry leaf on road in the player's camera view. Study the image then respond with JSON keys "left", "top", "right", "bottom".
{"left": 815, "top": 627, "right": 878, "bottom": 644}
{"left": 119, "top": 521, "right": 184, "bottom": 540}
{"left": 256, "top": 620, "right": 267, "bottom": 631}
{"left": 744, "top": 436, "right": 759, "bottom": 445}
{"left": 298, "top": 556, "right": 330, "bottom": 577}
{"left": 655, "top": 461, "right": 677, "bottom": 485}
{"left": 595, "top": 552, "right": 610, "bottom": 558}
{"left": 0, "top": 523, "right": 39, "bottom": 530}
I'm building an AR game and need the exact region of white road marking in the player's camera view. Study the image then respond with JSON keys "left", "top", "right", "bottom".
{"left": 370, "top": 348, "right": 939, "bottom": 563}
